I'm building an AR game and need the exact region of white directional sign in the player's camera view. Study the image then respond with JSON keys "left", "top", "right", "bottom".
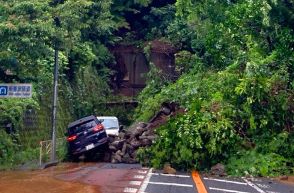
{"left": 0, "top": 84, "right": 32, "bottom": 98}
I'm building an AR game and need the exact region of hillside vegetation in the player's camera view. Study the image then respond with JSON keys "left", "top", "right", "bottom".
{"left": 135, "top": 0, "right": 294, "bottom": 176}
{"left": 0, "top": 0, "right": 293, "bottom": 176}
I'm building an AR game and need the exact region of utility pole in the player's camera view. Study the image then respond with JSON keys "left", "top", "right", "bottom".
{"left": 50, "top": 13, "right": 61, "bottom": 163}
{"left": 51, "top": 46, "right": 59, "bottom": 162}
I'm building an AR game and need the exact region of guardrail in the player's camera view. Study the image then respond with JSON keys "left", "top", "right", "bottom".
{"left": 39, "top": 138, "right": 65, "bottom": 166}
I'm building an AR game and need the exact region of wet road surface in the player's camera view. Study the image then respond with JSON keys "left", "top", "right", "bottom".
{"left": 202, "top": 176, "right": 294, "bottom": 193}
{"left": 139, "top": 170, "right": 294, "bottom": 193}
{"left": 56, "top": 163, "right": 149, "bottom": 193}
{"left": 0, "top": 163, "right": 149, "bottom": 193}
{"left": 0, "top": 163, "right": 293, "bottom": 193}
{"left": 0, "top": 163, "right": 101, "bottom": 193}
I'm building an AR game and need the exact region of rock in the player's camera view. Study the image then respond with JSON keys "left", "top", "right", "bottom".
{"left": 146, "top": 135, "right": 157, "bottom": 140}
{"left": 145, "top": 123, "right": 152, "bottom": 129}
{"left": 280, "top": 176, "right": 288, "bottom": 181}
{"left": 114, "top": 151, "right": 122, "bottom": 162}
{"left": 122, "top": 153, "right": 131, "bottom": 163}
{"left": 140, "top": 135, "right": 156, "bottom": 141}
{"left": 126, "top": 144, "right": 135, "bottom": 155}
{"left": 106, "top": 103, "right": 180, "bottom": 163}
{"left": 210, "top": 163, "right": 226, "bottom": 176}
{"left": 117, "top": 150, "right": 124, "bottom": 156}
{"left": 137, "top": 122, "right": 147, "bottom": 128}
{"left": 211, "top": 163, "right": 225, "bottom": 171}
{"left": 139, "top": 136, "right": 148, "bottom": 140}
{"left": 163, "top": 163, "right": 176, "bottom": 174}
{"left": 111, "top": 140, "right": 125, "bottom": 150}
{"left": 142, "top": 129, "right": 155, "bottom": 136}
{"left": 161, "top": 107, "right": 171, "bottom": 115}
{"left": 141, "top": 139, "right": 152, "bottom": 146}
{"left": 124, "top": 131, "right": 132, "bottom": 139}
{"left": 108, "top": 136, "right": 115, "bottom": 143}
{"left": 130, "top": 151, "right": 137, "bottom": 159}
{"left": 109, "top": 145, "right": 117, "bottom": 152}
{"left": 127, "top": 123, "right": 142, "bottom": 133}
{"left": 111, "top": 158, "right": 118, "bottom": 164}
{"left": 118, "top": 132, "right": 125, "bottom": 139}
{"left": 130, "top": 139, "right": 141, "bottom": 149}
{"left": 121, "top": 143, "right": 127, "bottom": 155}
{"left": 132, "top": 127, "right": 146, "bottom": 138}
{"left": 108, "top": 134, "right": 117, "bottom": 138}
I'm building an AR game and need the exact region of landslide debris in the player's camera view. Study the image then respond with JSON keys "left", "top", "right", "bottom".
{"left": 107, "top": 102, "right": 183, "bottom": 164}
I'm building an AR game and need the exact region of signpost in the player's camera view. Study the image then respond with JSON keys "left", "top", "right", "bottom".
{"left": 0, "top": 84, "right": 32, "bottom": 98}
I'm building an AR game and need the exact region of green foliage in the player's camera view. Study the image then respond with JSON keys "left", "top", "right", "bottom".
{"left": 136, "top": 70, "right": 242, "bottom": 169}
{"left": 0, "top": 0, "right": 293, "bottom": 177}
{"left": 0, "top": 0, "right": 125, "bottom": 169}
{"left": 135, "top": 0, "right": 294, "bottom": 176}
{"left": 135, "top": 63, "right": 174, "bottom": 121}
{"left": 69, "top": 65, "right": 111, "bottom": 117}
{"left": 175, "top": 50, "right": 203, "bottom": 74}
{"left": 137, "top": 62, "right": 293, "bottom": 174}
{"left": 0, "top": 97, "right": 38, "bottom": 129}
{"left": 226, "top": 150, "right": 293, "bottom": 177}
{"left": 142, "top": 4, "right": 176, "bottom": 40}
{"left": 0, "top": 130, "right": 39, "bottom": 170}
{"left": 0, "top": 130, "right": 18, "bottom": 168}
{"left": 138, "top": 112, "right": 239, "bottom": 169}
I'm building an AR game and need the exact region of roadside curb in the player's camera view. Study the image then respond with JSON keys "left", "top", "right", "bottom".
{"left": 40, "top": 161, "right": 59, "bottom": 169}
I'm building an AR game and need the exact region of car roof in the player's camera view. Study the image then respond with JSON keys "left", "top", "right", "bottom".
{"left": 68, "top": 115, "right": 97, "bottom": 128}
{"left": 96, "top": 116, "right": 118, "bottom": 120}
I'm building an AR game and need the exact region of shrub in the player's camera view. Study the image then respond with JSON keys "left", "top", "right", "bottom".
{"left": 226, "top": 150, "right": 293, "bottom": 177}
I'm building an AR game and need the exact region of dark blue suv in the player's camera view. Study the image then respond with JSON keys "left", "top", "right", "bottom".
{"left": 66, "top": 115, "right": 108, "bottom": 158}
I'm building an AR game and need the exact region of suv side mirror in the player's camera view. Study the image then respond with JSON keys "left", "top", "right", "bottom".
{"left": 119, "top": 125, "right": 124, "bottom": 132}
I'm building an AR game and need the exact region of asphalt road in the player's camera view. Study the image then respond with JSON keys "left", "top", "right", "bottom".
{"left": 202, "top": 176, "right": 294, "bottom": 193}
{"left": 134, "top": 165, "right": 294, "bottom": 193}
{"left": 72, "top": 163, "right": 293, "bottom": 193}
{"left": 0, "top": 163, "right": 293, "bottom": 193}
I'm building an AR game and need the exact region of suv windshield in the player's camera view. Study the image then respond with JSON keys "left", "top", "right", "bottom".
{"left": 68, "top": 120, "right": 97, "bottom": 135}
{"left": 101, "top": 119, "right": 119, "bottom": 130}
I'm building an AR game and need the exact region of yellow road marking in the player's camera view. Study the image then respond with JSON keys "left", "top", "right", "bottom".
{"left": 192, "top": 170, "right": 208, "bottom": 193}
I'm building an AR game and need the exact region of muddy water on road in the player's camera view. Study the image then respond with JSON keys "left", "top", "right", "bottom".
{"left": 0, "top": 163, "right": 102, "bottom": 193}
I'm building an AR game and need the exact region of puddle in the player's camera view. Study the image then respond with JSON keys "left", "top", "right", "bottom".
{"left": 277, "top": 176, "right": 294, "bottom": 186}
{"left": 0, "top": 163, "right": 102, "bottom": 193}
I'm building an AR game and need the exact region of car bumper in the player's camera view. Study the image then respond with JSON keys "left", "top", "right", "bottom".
{"left": 71, "top": 137, "right": 108, "bottom": 155}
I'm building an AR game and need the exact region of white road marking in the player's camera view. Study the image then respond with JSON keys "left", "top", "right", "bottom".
{"left": 147, "top": 182, "right": 193, "bottom": 187}
{"left": 138, "top": 169, "right": 152, "bottom": 193}
{"left": 123, "top": 187, "right": 138, "bottom": 193}
{"left": 209, "top": 187, "right": 250, "bottom": 193}
{"left": 249, "top": 178, "right": 263, "bottom": 182}
{"left": 203, "top": 177, "right": 248, "bottom": 185}
{"left": 138, "top": 170, "right": 148, "bottom": 174}
{"left": 129, "top": 181, "right": 142, "bottom": 186}
{"left": 242, "top": 178, "right": 266, "bottom": 193}
{"left": 151, "top": 173, "right": 190, "bottom": 178}
{"left": 134, "top": 175, "right": 145, "bottom": 179}
{"left": 266, "top": 191, "right": 281, "bottom": 193}
{"left": 256, "top": 183, "right": 270, "bottom": 189}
